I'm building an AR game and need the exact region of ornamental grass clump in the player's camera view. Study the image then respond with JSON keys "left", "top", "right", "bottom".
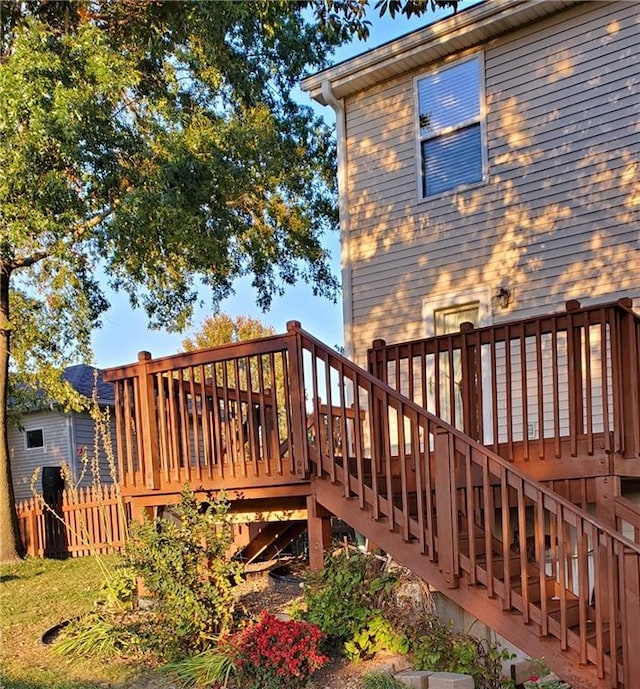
{"left": 165, "top": 611, "right": 328, "bottom": 689}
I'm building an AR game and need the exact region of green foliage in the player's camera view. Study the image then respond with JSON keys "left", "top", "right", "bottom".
{"left": 54, "top": 613, "right": 140, "bottom": 659}
{"left": 182, "top": 313, "right": 276, "bottom": 351}
{"left": 164, "top": 648, "right": 237, "bottom": 689}
{"left": 297, "top": 549, "right": 400, "bottom": 656}
{"left": 361, "top": 671, "right": 406, "bottom": 689}
{"left": 524, "top": 659, "right": 571, "bottom": 689}
{"left": 411, "top": 615, "right": 515, "bottom": 689}
{"left": 344, "top": 613, "right": 408, "bottom": 661}
{"left": 123, "top": 486, "right": 242, "bottom": 657}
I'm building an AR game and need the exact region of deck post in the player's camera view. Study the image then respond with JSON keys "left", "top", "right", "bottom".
{"left": 594, "top": 477, "right": 620, "bottom": 624}
{"left": 286, "top": 322, "right": 309, "bottom": 477}
{"left": 618, "top": 299, "right": 640, "bottom": 459}
{"left": 459, "top": 322, "right": 479, "bottom": 441}
{"left": 621, "top": 547, "right": 640, "bottom": 688}
{"left": 370, "top": 339, "right": 387, "bottom": 473}
{"left": 565, "top": 301, "right": 584, "bottom": 448}
{"left": 434, "top": 428, "right": 458, "bottom": 588}
{"left": 306, "top": 494, "right": 332, "bottom": 570}
{"left": 137, "top": 352, "right": 160, "bottom": 490}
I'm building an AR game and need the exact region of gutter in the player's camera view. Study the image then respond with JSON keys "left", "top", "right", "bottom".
{"left": 321, "top": 80, "right": 354, "bottom": 361}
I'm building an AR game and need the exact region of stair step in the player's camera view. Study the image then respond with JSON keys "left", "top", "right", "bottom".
{"left": 547, "top": 598, "right": 582, "bottom": 628}
{"left": 458, "top": 532, "right": 488, "bottom": 557}
{"left": 512, "top": 576, "right": 556, "bottom": 604}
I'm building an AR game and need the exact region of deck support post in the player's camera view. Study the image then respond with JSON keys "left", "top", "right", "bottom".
{"left": 460, "top": 322, "right": 480, "bottom": 441}
{"left": 435, "top": 428, "right": 459, "bottom": 588}
{"left": 594, "top": 477, "right": 620, "bottom": 624}
{"left": 306, "top": 494, "right": 332, "bottom": 571}
{"left": 137, "top": 352, "right": 160, "bottom": 490}
{"left": 622, "top": 548, "right": 640, "bottom": 688}
{"left": 618, "top": 299, "right": 640, "bottom": 459}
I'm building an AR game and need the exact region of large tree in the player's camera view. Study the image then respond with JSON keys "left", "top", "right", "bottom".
{"left": 0, "top": 0, "right": 457, "bottom": 561}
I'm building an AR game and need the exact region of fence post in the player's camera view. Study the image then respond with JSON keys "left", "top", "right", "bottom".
{"left": 434, "top": 428, "right": 458, "bottom": 588}
{"left": 618, "top": 299, "right": 640, "bottom": 459}
{"left": 286, "top": 322, "right": 309, "bottom": 477}
{"left": 137, "top": 352, "right": 160, "bottom": 490}
{"left": 27, "top": 500, "right": 38, "bottom": 557}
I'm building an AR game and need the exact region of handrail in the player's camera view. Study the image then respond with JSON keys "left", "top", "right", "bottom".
{"left": 294, "top": 322, "right": 640, "bottom": 687}
{"left": 102, "top": 331, "right": 308, "bottom": 492}
{"left": 368, "top": 298, "right": 640, "bottom": 465}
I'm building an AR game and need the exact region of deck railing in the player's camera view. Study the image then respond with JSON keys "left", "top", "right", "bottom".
{"left": 294, "top": 323, "right": 640, "bottom": 688}
{"left": 103, "top": 305, "right": 640, "bottom": 687}
{"left": 367, "top": 299, "right": 640, "bottom": 470}
{"left": 103, "top": 333, "right": 309, "bottom": 493}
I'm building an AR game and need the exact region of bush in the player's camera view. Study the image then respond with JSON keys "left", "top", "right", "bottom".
{"left": 123, "top": 485, "right": 242, "bottom": 657}
{"left": 231, "top": 611, "right": 328, "bottom": 689}
{"left": 165, "top": 612, "right": 328, "bottom": 689}
{"left": 297, "top": 548, "right": 402, "bottom": 658}
{"left": 411, "top": 614, "right": 514, "bottom": 689}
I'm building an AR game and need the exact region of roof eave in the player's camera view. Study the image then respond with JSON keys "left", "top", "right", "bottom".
{"left": 301, "top": 0, "right": 580, "bottom": 104}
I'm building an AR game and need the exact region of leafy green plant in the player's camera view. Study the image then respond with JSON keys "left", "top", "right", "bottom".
{"left": 411, "top": 614, "right": 514, "bottom": 689}
{"left": 361, "top": 670, "right": 406, "bottom": 689}
{"left": 297, "top": 549, "right": 399, "bottom": 653}
{"left": 123, "top": 485, "right": 242, "bottom": 657}
{"left": 344, "top": 613, "right": 409, "bottom": 660}
{"left": 523, "top": 659, "right": 571, "bottom": 689}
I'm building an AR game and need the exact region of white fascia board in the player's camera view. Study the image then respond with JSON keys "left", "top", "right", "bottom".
{"left": 301, "top": 0, "right": 579, "bottom": 104}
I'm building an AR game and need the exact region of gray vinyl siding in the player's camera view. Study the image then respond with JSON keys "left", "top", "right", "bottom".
{"left": 72, "top": 413, "right": 117, "bottom": 488}
{"left": 9, "top": 411, "right": 71, "bottom": 502}
{"left": 9, "top": 409, "right": 117, "bottom": 503}
{"left": 345, "top": 1, "right": 640, "bottom": 365}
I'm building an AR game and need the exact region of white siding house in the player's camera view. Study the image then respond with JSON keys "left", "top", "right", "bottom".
{"left": 9, "top": 365, "right": 116, "bottom": 502}
{"left": 302, "top": 0, "right": 639, "bottom": 368}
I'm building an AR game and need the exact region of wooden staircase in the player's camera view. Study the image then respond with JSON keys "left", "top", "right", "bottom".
{"left": 103, "top": 298, "right": 640, "bottom": 689}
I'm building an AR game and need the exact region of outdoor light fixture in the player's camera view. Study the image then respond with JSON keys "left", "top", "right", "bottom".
{"left": 496, "top": 286, "right": 512, "bottom": 309}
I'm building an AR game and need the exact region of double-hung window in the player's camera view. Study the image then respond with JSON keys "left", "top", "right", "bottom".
{"left": 416, "top": 53, "right": 484, "bottom": 197}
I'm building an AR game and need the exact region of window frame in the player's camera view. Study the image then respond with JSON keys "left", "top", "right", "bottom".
{"left": 413, "top": 51, "right": 488, "bottom": 200}
{"left": 25, "top": 427, "right": 45, "bottom": 450}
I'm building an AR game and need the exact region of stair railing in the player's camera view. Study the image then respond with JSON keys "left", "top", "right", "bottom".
{"left": 368, "top": 298, "right": 640, "bottom": 467}
{"left": 293, "top": 322, "right": 640, "bottom": 688}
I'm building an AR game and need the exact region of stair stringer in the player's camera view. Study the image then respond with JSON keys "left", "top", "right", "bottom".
{"left": 311, "top": 474, "right": 610, "bottom": 689}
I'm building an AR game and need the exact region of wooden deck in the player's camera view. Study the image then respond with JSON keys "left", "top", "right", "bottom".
{"left": 103, "top": 298, "right": 640, "bottom": 688}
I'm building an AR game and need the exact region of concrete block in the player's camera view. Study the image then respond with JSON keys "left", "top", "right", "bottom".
{"left": 428, "top": 671, "right": 474, "bottom": 689}
{"left": 394, "top": 669, "right": 432, "bottom": 688}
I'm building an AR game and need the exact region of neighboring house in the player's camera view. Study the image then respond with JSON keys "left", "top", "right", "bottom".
{"left": 301, "top": 0, "right": 639, "bottom": 366}
{"left": 9, "top": 364, "right": 116, "bottom": 502}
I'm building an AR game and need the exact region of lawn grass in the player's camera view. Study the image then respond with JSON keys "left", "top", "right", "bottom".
{"left": 0, "top": 555, "right": 143, "bottom": 689}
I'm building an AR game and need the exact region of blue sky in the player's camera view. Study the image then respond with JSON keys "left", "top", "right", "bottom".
{"left": 91, "top": 3, "right": 465, "bottom": 369}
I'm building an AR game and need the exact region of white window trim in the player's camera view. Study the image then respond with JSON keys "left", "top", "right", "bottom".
{"left": 423, "top": 286, "right": 493, "bottom": 338}
{"left": 413, "top": 50, "right": 488, "bottom": 201}
{"left": 25, "top": 427, "right": 45, "bottom": 451}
